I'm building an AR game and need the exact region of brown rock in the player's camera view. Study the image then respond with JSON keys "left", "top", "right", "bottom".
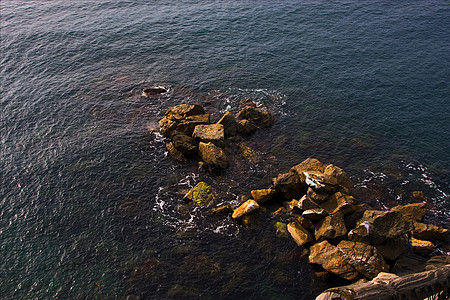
{"left": 344, "top": 203, "right": 372, "bottom": 230}
{"left": 302, "top": 208, "right": 328, "bottom": 222}
{"left": 251, "top": 188, "right": 277, "bottom": 204}
{"left": 375, "top": 236, "right": 408, "bottom": 261}
{"left": 298, "top": 194, "right": 321, "bottom": 211}
{"left": 272, "top": 207, "right": 288, "bottom": 218}
{"left": 291, "top": 214, "right": 314, "bottom": 230}
{"left": 359, "top": 210, "right": 412, "bottom": 244}
{"left": 303, "top": 171, "right": 338, "bottom": 194}
{"left": 193, "top": 124, "right": 225, "bottom": 145}
{"left": 166, "top": 142, "right": 186, "bottom": 161}
{"left": 337, "top": 240, "right": 389, "bottom": 280}
{"left": 410, "top": 237, "right": 435, "bottom": 255}
{"left": 315, "top": 212, "right": 347, "bottom": 242}
{"left": 217, "top": 111, "right": 238, "bottom": 137}
{"left": 236, "top": 142, "right": 259, "bottom": 162}
{"left": 172, "top": 133, "right": 198, "bottom": 155}
{"left": 290, "top": 158, "right": 325, "bottom": 174}
{"left": 348, "top": 222, "right": 372, "bottom": 244}
{"left": 272, "top": 171, "right": 307, "bottom": 200}
{"left": 287, "top": 222, "right": 313, "bottom": 246}
{"left": 321, "top": 192, "right": 356, "bottom": 215}
{"left": 306, "top": 187, "right": 329, "bottom": 204}
{"left": 309, "top": 240, "right": 359, "bottom": 281}
{"left": 209, "top": 204, "right": 234, "bottom": 215}
{"left": 410, "top": 190, "right": 427, "bottom": 202}
{"left": 232, "top": 200, "right": 259, "bottom": 219}
{"left": 412, "top": 222, "right": 449, "bottom": 241}
{"left": 175, "top": 114, "right": 210, "bottom": 137}
{"left": 324, "top": 164, "right": 354, "bottom": 194}
{"left": 237, "top": 106, "right": 274, "bottom": 127}
{"left": 159, "top": 117, "right": 178, "bottom": 138}
{"left": 164, "top": 104, "right": 205, "bottom": 120}
{"left": 198, "top": 142, "right": 229, "bottom": 169}
{"left": 391, "top": 203, "right": 426, "bottom": 223}
{"left": 237, "top": 119, "right": 257, "bottom": 135}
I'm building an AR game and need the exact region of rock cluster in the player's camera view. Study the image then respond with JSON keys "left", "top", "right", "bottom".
{"left": 227, "top": 157, "right": 449, "bottom": 282}
{"left": 158, "top": 101, "right": 274, "bottom": 168}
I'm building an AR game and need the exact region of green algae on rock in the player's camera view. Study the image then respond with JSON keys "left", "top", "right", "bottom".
{"left": 183, "top": 182, "right": 215, "bottom": 207}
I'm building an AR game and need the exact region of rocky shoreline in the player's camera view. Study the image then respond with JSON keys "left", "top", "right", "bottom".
{"left": 156, "top": 99, "right": 449, "bottom": 295}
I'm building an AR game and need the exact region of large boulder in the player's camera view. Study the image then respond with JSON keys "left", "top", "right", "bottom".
{"left": 172, "top": 133, "right": 198, "bottom": 155}
{"left": 391, "top": 203, "right": 426, "bottom": 223}
{"left": 302, "top": 171, "right": 338, "bottom": 194}
{"left": 348, "top": 222, "right": 372, "bottom": 244}
{"left": 321, "top": 192, "right": 356, "bottom": 216}
{"left": 337, "top": 240, "right": 389, "bottom": 280}
{"left": 183, "top": 182, "right": 215, "bottom": 207}
{"left": 236, "top": 106, "right": 274, "bottom": 127}
{"left": 412, "top": 222, "right": 449, "bottom": 241}
{"left": 198, "top": 142, "right": 229, "bottom": 169}
{"left": 164, "top": 104, "right": 205, "bottom": 120}
{"left": 232, "top": 199, "right": 259, "bottom": 219}
{"left": 358, "top": 210, "right": 412, "bottom": 244}
{"left": 290, "top": 158, "right": 325, "bottom": 174}
{"left": 272, "top": 171, "right": 307, "bottom": 200}
{"left": 287, "top": 222, "right": 313, "bottom": 246}
{"left": 217, "top": 111, "right": 238, "bottom": 138}
{"left": 315, "top": 212, "right": 347, "bottom": 242}
{"left": 159, "top": 113, "right": 210, "bottom": 138}
{"left": 193, "top": 124, "right": 225, "bottom": 145}
{"left": 323, "top": 164, "right": 354, "bottom": 194}
{"left": 251, "top": 188, "right": 277, "bottom": 204}
{"left": 309, "top": 240, "right": 359, "bottom": 281}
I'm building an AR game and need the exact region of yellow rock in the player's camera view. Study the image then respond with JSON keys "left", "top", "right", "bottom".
{"left": 232, "top": 200, "right": 259, "bottom": 219}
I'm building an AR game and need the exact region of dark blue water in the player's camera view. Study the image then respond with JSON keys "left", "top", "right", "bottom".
{"left": 1, "top": 1, "right": 449, "bottom": 298}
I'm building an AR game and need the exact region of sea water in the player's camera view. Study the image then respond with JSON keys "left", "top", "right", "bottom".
{"left": 1, "top": 1, "right": 449, "bottom": 298}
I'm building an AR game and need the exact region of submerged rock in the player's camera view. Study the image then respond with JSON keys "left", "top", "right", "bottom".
{"left": 309, "top": 240, "right": 359, "bottom": 282}
{"left": 275, "top": 222, "right": 290, "bottom": 238}
{"left": 232, "top": 199, "right": 260, "bottom": 219}
{"left": 237, "top": 106, "right": 274, "bottom": 127}
{"left": 198, "top": 142, "right": 229, "bottom": 169}
{"left": 142, "top": 86, "right": 167, "bottom": 96}
{"left": 183, "top": 182, "right": 215, "bottom": 207}
{"left": 236, "top": 142, "right": 259, "bottom": 162}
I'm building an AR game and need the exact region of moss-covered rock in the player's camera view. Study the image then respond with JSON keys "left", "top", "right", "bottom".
{"left": 183, "top": 182, "right": 215, "bottom": 207}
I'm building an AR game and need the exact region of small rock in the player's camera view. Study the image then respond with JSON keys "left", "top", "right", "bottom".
{"left": 410, "top": 237, "right": 435, "bottom": 255}
{"left": 302, "top": 208, "right": 328, "bottom": 222}
{"left": 232, "top": 199, "right": 260, "bottom": 219}
{"left": 321, "top": 192, "right": 356, "bottom": 216}
{"left": 284, "top": 199, "right": 299, "bottom": 212}
{"left": 306, "top": 187, "right": 329, "bottom": 204}
{"left": 298, "top": 194, "right": 321, "bottom": 211}
{"left": 237, "top": 106, "right": 274, "bottom": 127}
{"left": 237, "top": 119, "right": 257, "bottom": 135}
{"left": 272, "top": 207, "right": 288, "bottom": 217}
{"left": 412, "top": 222, "right": 449, "bottom": 241}
{"left": 287, "top": 222, "right": 313, "bottom": 246}
{"left": 240, "top": 213, "right": 259, "bottom": 228}
{"left": 391, "top": 203, "right": 426, "bottom": 223}
{"left": 272, "top": 171, "right": 307, "bottom": 200}
{"left": 217, "top": 111, "right": 238, "bottom": 137}
{"left": 193, "top": 124, "right": 225, "bottom": 145}
{"left": 240, "top": 98, "right": 257, "bottom": 108}
{"left": 337, "top": 240, "right": 389, "bottom": 280}
{"left": 183, "top": 182, "right": 215, "bottom": 207}
{"left": 410, "top": 191, "right": 427, "bottom": 202}
{"left": 198, "top": 142, "right": 229, "bottom": 169}
{"left": 209, "top": 204, "right": 234, "bottom": 215}
{"left": 142, "top": 86, "right": 167, "bottom": 96}
{"left": 315, "top": 212, "right": 347, "bottom": 242}
{"left": 309, "top": 240, "right": 359, "bottom": 282}
{"left": 251, "top": 188, "right": 277, "bottom": 204}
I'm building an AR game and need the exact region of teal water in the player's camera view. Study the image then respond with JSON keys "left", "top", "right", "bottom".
{"left": 1, "top": 1, "right": 449, "bottom": 298}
